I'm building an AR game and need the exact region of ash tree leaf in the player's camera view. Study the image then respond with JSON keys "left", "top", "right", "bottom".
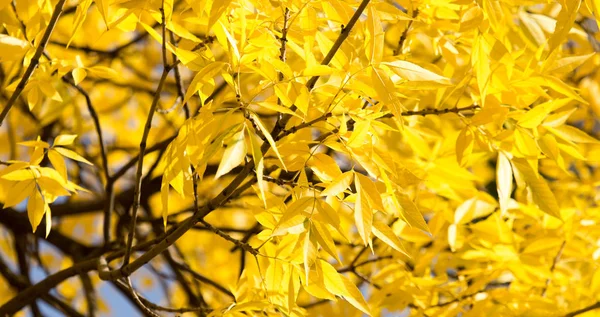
{"left": 215, "top": 127, "right": 247, "bottom": 179}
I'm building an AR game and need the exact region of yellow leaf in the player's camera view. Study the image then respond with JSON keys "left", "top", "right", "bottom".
{"left": 54, "top": 147, "right": 94, "bottom": 165}
{"left": 208, "top": 0, "right": 232, "bottom": 30}
{"left": 372, "top": 221, "right": 408, "bottom": 256}
{"left": 0, "top": 34, "right": 29, "bottom": 61}
{"left": 54, "top": 134, "right": 78, "bottom": 147}
{"left": 354, "top": 174, "right": 373, "bottom": 246}
{"left": 215, "top": 20, "right": 240, "bottom": 65}
{"left": 44, "top": 203, "right": 51, "bottom": 238}
{"left": 366, "top": 6, "right": 384, "bottom": 63}
{"left": 248, "top": 130, "right": 266, "bottom": 206}
{"left": 184, "top": 62, "right": 226, "bottom": 105}
{"left": 448, "top": 223, "right": 458, "bottom": 252}
{"left": 215, "top": 128, "right": 247, "bottom": 179}
{"left": 321, "top": 171, "right": 353, "bottom": 197}
{"left": 95, "top": 0, "right": 110, "bottom": 27}
{"left": 320, "top": 260, "right": 371, "bottom": 315}
{"left": 382, "top": 60, "right": 451, "bottom": 85}
{"left": 309, "top": 153, "right": 342, "bottom": 182}
{"left": 456, "top": 127, "right": 474, "bottom": 167}
{"left": 3, "top": 179, "right": 35, "bottom": 208}
{"left": 355, "top": 173, "right": 384, "bottom": 211}
{"left": 496, "top": 152, "right": 513, "bottom": 216}
{"left": 1, "top": 168, "right": 35, "bottom": 181}
{"left": 272, "top": 197, "right": 313, "bottom": 236}
{"left": 87, "top": 66, "right": 119, "bottom": 80}
{"left": 397, "top": 193, "right": 430, "bottom": 233}
{"left": 315, "top": 201, "right": 341, "bottom": 232}
{"left": 312, "top": 222, "right": 341, "bottom": 263}
{"left": 253, "top": 102, "right": 303, "bottom": 119}
{"left": 547, "top": 53, "right": 595, "bottom": 74}
{"left": 249, "top": 113, "right": 287, "bottom": 170}
{"left": 547, "top": 125, "right": 600, "bottom": 144}
{"left": 511, "top": 158, "right": 561, "bottom": 219}
{"left": 547, "top": 0, "right": 581, "bottom": 55}
{"left": 303, "top": 65, "right": 334, "bottom": 77}
{"left": 72, "top": 68, "right": 87, "bottom": 85}
{"left": 18, "top": 140, "right": 50, "bottom": 148}
{"left": 346, "top": 119, "right": 370, "bottom": 148}
{"left": 67, "top": 0, "right": 92, "bottom": 47}
{"left": 48, "top": 150, "right": 67, "bottom": 181}
{"left": 473, "top": 34, "right": 490, "bottom": 105}
{"left": 27, "top": 189, "right": 46, "bottom": 233}
{"left": 274, "top": 83, "right": 294, "bottom": 107}
{"left": 518, "top": 99, "right": 571, "bottom": 128}
{"left": 370, "top": 67, "right": 403, "bottom": 120}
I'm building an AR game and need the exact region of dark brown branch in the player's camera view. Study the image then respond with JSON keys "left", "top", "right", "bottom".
{"left": 305, "top": 0, "right": 370, "bottom": 90}
{"left": 394, "top": 9, "right": 419, "bottom": 55}
{"left": 338, "top": 255, "right": 393, "bottom": 273}
{"left": 564, "top": 302, "right": 600, "bottom": 317}
{"left": 172, "top": 262, "right": 235, "bottom": 299}
{"left": 199, "top": 220, "right": 259, "bottom": 256}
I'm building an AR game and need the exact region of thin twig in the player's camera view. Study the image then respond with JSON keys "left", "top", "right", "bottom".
{"left": 172, "top": 262, "right": 235, "bottom": 299}
{"left": 199, "top": 220, "right": 259, "bottom": 256}
{"left": 97, "top": 163, "right": 253, "bottom": 281}
{"left": 394, "top": 9, "right": 419, "bottom": 55}
{"left": 122, "top": 4, "right": 172, "bottom": 267}
{"left": 541, "top": 240, "right": 566, "bottom": 297}
{"left": 564, "top": 302, "right": 600, "bottom": 317}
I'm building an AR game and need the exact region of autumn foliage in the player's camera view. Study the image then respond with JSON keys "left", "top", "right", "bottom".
{"left": 1, "top": 0, "right": 600, "bottom": 316}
